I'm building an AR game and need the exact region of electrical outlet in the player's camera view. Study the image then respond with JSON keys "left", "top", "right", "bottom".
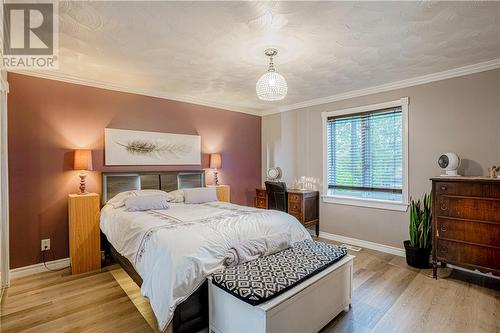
{"left": 41, "top": 238, "right": 50, "bottom": 251}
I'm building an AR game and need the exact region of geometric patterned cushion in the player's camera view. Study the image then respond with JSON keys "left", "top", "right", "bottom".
{"left": 211, "top": 240, "right": 348, "bottom": 306}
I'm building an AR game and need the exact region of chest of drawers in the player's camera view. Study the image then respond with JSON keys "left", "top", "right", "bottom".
{"left": 431, "top": 178, "right": 500, "bottom": 278}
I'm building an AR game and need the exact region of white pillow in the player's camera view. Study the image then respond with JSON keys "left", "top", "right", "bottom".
{"left": 183, "top": 187, "right": 218, "bottom": 204}
{"left": 124, "top": 195, "right": 170, "bottom": 211}
{"left": 168, "top": 189, "right": 185, "bottom": 203}
{"left": 107, "top": 190, "right": 136, "bottom": 208}
{"left": 107, "top": 190, "right": 173, "bottom": 208}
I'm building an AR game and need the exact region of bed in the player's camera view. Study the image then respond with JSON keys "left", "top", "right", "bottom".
{"left": 99, "top": 171, "right": 311, "bottom": 333}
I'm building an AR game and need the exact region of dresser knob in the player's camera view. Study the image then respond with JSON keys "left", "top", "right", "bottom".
{"left": 441, "top": 225, "right": 447, "bottom": 232}
{"left": 440, "top": 186, "right": 447, "bottom": 191}
{"left": 440, "top": 203, "right": 448, "bottom": 211}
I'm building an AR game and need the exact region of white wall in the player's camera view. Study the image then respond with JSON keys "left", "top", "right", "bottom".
{"left": 262, "top": 69, "right": 500, "bottom": 249}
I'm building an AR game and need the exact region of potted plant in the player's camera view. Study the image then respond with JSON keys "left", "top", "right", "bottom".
{"left": 404, "top": 193, "right": 432, "bottom": 268}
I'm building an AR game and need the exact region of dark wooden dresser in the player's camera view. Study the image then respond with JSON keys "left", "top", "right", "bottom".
{"left": 255, "top": 188, "right": 319, "bottom": 236}
{"left": 431, "top": 177, "right": 500, "bottom": 278}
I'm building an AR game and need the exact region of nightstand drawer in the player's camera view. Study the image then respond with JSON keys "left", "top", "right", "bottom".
{"left": 256, "top": 189, "right": 267, "bottom": 198}
{"left": 288, "top": 201, "right": 302, "bottom": 214}
{"left": 289, "top": 211, "right": 303, "bottom": 222}
{"left": 288, "top": 193, "right": 302, "bottom": 203}
{"left": 255, "top": 197, "right": 267, "bottom": 209}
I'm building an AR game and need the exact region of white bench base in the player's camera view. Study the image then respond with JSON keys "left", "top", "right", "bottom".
{"left": 209, "top": 255, "right": 354, "bottom": 333}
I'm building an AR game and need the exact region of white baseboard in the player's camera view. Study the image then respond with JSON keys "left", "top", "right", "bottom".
{"left": 446, "top": 264, "right": 500, "bottom": 280}
{"left": 319, "top": 231, "right": 405, "bottom": 257}
{"left": 319, "top": 232, "right": 500, "bottom": 280}
{"left": 10, "top": 257, "right": 70, "bottom": 278}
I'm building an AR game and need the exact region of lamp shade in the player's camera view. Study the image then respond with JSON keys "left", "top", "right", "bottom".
{"left": 209, "top": 153, "right": 222, "bottom": 169}
{"left": 256, "top": 71, "right": 288, "bottom": 101}
{"left": 74, "top": 150, "right": 93, "bottom": 171}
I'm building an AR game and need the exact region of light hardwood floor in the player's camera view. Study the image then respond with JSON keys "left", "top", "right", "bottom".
{"left": 1, "top": 239, "right": 499, "bottom": 333}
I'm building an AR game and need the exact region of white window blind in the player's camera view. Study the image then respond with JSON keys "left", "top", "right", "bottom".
{"left": 326, "top": 107, "right": 403, "bottom": 197}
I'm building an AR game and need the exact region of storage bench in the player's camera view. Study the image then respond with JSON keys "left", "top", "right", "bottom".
{"left": 208, "top": 240, "right": 354, "bottom": 333}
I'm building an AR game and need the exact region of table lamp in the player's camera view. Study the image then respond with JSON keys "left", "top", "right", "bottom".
{"left": 74, "top": 149, "right": 93, "bottom": 195}
{"left": 210, "top": 153, "right": 222, "bottom": 185}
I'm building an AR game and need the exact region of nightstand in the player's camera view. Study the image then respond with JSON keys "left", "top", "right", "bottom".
{"left": 68, "top": 193, "right": 101, "bottom": 274}
{"left": 208, "top": 185, "right": 230, "bottom": 202}
{"left": 287, "top": 190, "right": 319, "bottom": 236}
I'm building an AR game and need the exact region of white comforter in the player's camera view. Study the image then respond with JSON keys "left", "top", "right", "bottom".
{"left": 100, "top": 201, "right": 311, "bottom": 331}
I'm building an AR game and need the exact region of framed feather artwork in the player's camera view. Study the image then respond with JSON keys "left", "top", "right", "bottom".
{"left": 104, "top": 128, "right": 201, "bottom": 165}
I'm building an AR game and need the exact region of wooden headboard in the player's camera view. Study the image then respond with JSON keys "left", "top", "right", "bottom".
{"left": 101, "top": 171, "right": 205, "bottom": 205}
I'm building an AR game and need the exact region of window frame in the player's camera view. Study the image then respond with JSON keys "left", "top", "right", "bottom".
{"left": 321, "top": 97, "right": 409, "bottom": 212}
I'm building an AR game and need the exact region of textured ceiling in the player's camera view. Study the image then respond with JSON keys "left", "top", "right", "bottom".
{"left": 33, "top": 1, "right": 500, "bottom": 113}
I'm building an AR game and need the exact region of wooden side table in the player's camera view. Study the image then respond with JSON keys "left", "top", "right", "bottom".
{"left": 287, "top": 190, "right": 319, "bottom": 236}
{"left": 208, "top": 185, "right": 231, "bottom": 202}
{"left": 68, "top": 193, "right": 101, "bottom": 274}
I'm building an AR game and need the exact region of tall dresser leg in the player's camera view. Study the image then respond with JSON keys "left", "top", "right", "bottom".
{"left": 315, "top": 223, "right": 319, "bottom": 237}
{"left": 432, "top": 262, "right": 438, "bottom": 279}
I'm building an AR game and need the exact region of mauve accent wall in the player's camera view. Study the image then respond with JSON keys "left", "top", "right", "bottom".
{"left": 7, "top": 73, "right": 261, "bottom": 269}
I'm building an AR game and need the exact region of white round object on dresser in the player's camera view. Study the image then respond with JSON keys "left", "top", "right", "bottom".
{"left": 438, "top": 153, "right": 461, "bottom": 176}
{"left": 267, "top": 167, "right": 282, "bottom": 181}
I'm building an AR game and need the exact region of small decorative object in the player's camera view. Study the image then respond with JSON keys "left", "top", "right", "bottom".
{"left": 294, "top": 176, "right": 319, "bottom": 190}
{"left": 256, "top": 48, "right": 288, "bottom": 101}
{"left": 210, "top": 153, "right": 222, "bottom": 185}
{"left": 266, "top": 167, "right": 282, "bottom": 181}
{"left": 489, "top": 166, "right": 498, "bottom": 178}
{"left": 404, "top": 193, "right": 432, "bottom": 268}
{"left": 105, "top": 128, "right": 201, "bottom": 166}
{"left": 438, "top": 152, "right": 461, "bottom": 176}
{"left": 74, "top": 149, "right": 93, "bottom": 195}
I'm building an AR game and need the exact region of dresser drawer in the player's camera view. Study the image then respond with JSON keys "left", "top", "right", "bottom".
{"left": 288, "top": 193, "right": 302, "bottom": 203}
{"left": 288, "top": 201, "right": 302, "bottom": 214}
{"left": 436, "top": 181, "right": 500, "bottom": 198}
{"left": 256, "top": 189, "right": 267, "bottom": 198}
{"left": 289, "top": 211, "right": 303, "bottom": 223}
{"left": 436, "top": 239, "right": 500, "bottom": 271}
{"left": 255, "top": 197, "right": 267, "bottom": 209}
{"left": 436, "top": 218, "right": 500, "bottom": 246}
{"left": 437, "top": 196, "right": 500, "bottom": 223}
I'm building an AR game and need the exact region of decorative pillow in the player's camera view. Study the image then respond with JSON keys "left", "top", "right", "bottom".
{"left": 107, "top": 190, "right": 173, "bottom": 208}
{"left": 168, "top": 189, "right": 185, "bottom": 203}
{"left": 124, "top": 195, "right": 170, "bottom": 211}
{"left": 183, "top": 187, "right": 218, "bottom": 204}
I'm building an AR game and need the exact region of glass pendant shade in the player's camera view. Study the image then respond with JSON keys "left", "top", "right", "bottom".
{"left": 256, "top": 71, "right": 288, "bottom": 101}
{"left": 256, "top": 48, "right": 288, "bottom": 101}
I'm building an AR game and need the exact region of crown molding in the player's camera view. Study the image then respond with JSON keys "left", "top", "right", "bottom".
{"left": 9, "top": 58, "right": 500, "bottom": 118}
{"left": 262, "top": 58, "right": 500, "bottom": 116}
{"left": 7, "top": 70, "right": 262, "bottom": 116}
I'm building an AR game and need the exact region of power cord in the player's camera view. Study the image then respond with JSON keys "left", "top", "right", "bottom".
{"left": 41, "top": 249, "right": 68, "bottom": 272}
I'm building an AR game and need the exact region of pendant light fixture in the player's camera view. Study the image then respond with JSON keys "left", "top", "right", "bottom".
{"left": 256, "top": 48, "right": 288, "bottom": 101}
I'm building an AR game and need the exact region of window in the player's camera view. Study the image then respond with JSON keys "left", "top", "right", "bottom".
{"left": 322, "top": 98, "right": 408, "bottom": 211}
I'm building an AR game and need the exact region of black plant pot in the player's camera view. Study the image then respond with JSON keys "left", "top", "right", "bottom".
{"left": 404, "top": 240, "right": 431, "bottom": 269}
